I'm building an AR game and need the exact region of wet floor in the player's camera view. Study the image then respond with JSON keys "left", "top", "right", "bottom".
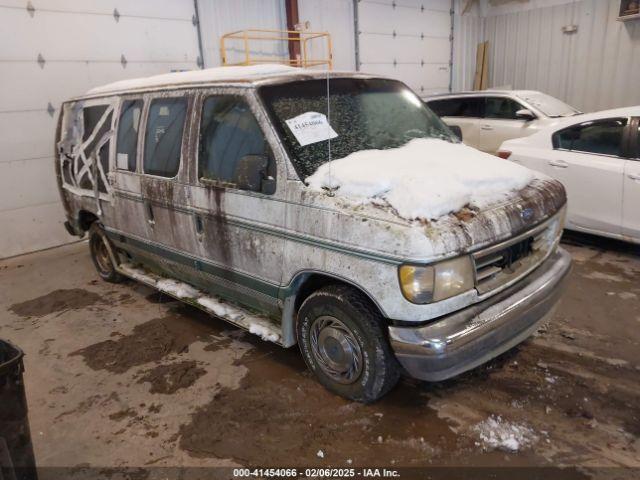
{"left": 0, "top": 233, "right": 638, "bottom": 477}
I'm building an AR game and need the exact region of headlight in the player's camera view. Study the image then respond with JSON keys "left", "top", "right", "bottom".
{"left": 398, "top": 264, "right": 434, "bottom": 304}
{"left": 399, "top": 256, "right": 474, "bottom": 304}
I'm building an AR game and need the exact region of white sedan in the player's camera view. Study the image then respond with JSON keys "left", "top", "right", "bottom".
{"left": 498, "top": 107, "right": 640, "bottom": 244}
{"left": 425, "top": 90, "right": 581, "bottom": 154}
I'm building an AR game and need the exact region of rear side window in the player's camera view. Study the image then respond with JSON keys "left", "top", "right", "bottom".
{"left": 144, "top": 97, "right": 187, "bottom": 178}
{"left": 82, "top": 105, "right": 112, "bottom": 193}
{"left": 116, "top": 100, "right": 143, "bottom": 171}
{"left": 427, "top": 98, "right": 482, "bottom": 118}
{"left": 83, "top": 105, "right": 108, "bottom": 140}
{"left": 484, "top": 97, "right": 523, "bottom": 120}
{"left": 552, "top": 118, "right": 628, "bottom": 156}
{"left": 198, "top": 96, "right": 268, "bottom": 189}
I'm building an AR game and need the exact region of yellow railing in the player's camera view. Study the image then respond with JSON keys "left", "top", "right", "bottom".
{"left": 220, "top": 29, "right": 333, "bottom": 69}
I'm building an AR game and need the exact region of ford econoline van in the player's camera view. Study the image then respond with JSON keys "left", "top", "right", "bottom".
{"left": 55, "top": 65, "right": 571, "bottom": 402}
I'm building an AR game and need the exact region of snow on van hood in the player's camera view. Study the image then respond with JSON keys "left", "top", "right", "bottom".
{"left": 305, "top": 138, "right": 535, "bottom": 221}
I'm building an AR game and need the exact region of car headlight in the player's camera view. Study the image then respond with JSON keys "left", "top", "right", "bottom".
{"left": 399, "top": 256, "right": 474, "bottom": 304}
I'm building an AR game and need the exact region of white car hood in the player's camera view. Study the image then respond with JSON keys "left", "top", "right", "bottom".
{"left": 305, "top": 138, "right": 535, "bottom": 221}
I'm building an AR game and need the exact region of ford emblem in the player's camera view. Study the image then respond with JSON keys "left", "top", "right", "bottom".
{"left": 521, "top": 207, "right": 534, "bottom": 222}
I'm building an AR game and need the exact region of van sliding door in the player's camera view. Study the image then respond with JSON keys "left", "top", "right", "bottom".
{"left": 109, "top": 97, "right": 150, "bottom": 242}
{"left": 133, "top": 92, "right": 197, "bottom": 280}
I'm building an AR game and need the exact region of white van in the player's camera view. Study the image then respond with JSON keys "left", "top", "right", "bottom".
{"left": 56, "top": 66, "right": 571, "bottom": 402}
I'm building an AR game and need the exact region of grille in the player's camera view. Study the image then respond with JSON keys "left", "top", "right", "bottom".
{"left": 473, "top": 221, "right": 556, "bottom": 296}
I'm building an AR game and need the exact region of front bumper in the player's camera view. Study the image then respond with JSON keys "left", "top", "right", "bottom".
{"left": 388, "top": 248, "right": 572, "bottom": 381}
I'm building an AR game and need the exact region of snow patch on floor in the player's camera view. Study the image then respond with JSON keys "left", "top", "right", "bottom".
{"left": 583, "top": 271, "right": 624, "bottom": 282}
{"left": 305, "top": 138, "right": 535, "bottom": 221}
{"left": 473, "top": 415, "right": 538, "bottom": 452}
{"left": 618, "top": 292, "right": 637, "bottom": 300}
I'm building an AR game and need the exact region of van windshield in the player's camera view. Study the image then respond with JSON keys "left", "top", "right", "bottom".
{"left": 259, "top": 78, "right": 457, "bottom": 180}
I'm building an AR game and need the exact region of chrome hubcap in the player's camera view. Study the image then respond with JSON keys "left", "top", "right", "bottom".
{"left": 310, "top": 316, "right": 363, "bottom": 384}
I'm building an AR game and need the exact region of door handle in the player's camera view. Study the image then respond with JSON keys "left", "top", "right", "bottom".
{"left": 548, "top": 160, "right": 569, "bottom": 168}
{"left": 144, "top": 201, "right": 155, "bottom": 226}
{"left": 628, "top": 173, "right": 640, "bottom": 181}
{"left": 194, "top": 214, "right": 204, "bottom": 241}
{"left": 480, "top": 125, "right": 493, "bottom": 131}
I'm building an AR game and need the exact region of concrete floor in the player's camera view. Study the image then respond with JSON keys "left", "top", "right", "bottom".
{"left": 1, "top": 234, "right": 639, "bottom": 476}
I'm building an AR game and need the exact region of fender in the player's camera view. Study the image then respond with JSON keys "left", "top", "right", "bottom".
{"left": 278, "top": 269, "right": 388, "bottom": 348}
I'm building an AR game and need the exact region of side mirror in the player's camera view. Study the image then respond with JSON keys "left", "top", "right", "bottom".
{"left": 447, "top": 124, "right": 463, "bottom": 141}
{"left": 515, "top": 109, "right": 536, "bottom": 121}
{"left": 234, "top": 154, "right": 276, "bottom": 194}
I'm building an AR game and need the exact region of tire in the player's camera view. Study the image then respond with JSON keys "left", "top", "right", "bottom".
{"left": 88, "top": 223, "right": 124, "bottom": 283}
{"left": 297, "top": 284, "right": 401, "bottom": 403}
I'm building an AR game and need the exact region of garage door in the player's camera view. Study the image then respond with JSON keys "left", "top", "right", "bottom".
{"left": 357, "top": 0, "right": 452, "bottom": 97}
{"left": 0, "top": 0, "right": 201, "bottom": 258}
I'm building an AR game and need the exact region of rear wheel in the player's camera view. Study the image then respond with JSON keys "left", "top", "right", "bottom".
{"left": 297, "top": 285, "right": 400, "bottom": 403}
{"left": 89, "top": 223, "right": 123, "bottom": 283}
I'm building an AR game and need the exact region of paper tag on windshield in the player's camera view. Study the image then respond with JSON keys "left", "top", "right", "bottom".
{"left": 285, "top": 112, "right": 338, "bottom": 147}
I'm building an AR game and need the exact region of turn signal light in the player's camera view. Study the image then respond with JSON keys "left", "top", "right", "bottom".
{"left": 497, "top": 150, "right": 512, "bottom": 159}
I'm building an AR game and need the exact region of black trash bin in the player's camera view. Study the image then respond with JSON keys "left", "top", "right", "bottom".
{"left": 0, "top": 340, "right": 37, "bottom": 480}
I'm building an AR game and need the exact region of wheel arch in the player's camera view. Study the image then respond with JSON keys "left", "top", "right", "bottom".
{"left": 279, "top": 270, "right": 388, "bottom": 347}
{"left": 77, "top": 209, "right": 99, "bottom": 231}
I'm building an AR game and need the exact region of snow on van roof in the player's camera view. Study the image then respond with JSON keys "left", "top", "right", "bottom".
{"left": 86, "top": 64, "right": 314, "bottom": 96}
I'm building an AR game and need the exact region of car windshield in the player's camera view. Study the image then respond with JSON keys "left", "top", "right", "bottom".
{"left": 515, "top": 91, "right": 581, "bottom": 118}
{"left": 259, "top": 78, "right": 457, "bottom": 180}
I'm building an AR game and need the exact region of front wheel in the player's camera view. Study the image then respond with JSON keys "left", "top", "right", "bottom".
{"left": 297, "top": 285, "right": 400, "bottom": 403}
{"left": 88, "top": 223, "right": 123, "bottom": 283}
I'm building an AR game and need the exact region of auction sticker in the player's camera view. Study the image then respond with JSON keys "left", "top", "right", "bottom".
{"left": 285, "top": 112, "right": 338, "bottom": 146}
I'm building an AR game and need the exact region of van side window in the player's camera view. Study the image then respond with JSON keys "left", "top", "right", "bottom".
{"left": 144, "top": 97, "right": 187, "bottom": 178}
{"left": 427, "top": 98, "right": 482, "bottom": 118}
{"left": 552, "top": 118, "right": 628, "bottom": 156}
{"left": 198, "top": 96, "right": 270, "bottom": 192}
{"left": 83, "top": 105, "right": 108, "bottom": 141}
{"left": 82, "top": 105, "right": 113, "bottom": 193}
{"left": 116, "top": 100, "right": 143, "bottom": 171}
{"left": 484, "top": 97, "right": 522, "bottom": 120}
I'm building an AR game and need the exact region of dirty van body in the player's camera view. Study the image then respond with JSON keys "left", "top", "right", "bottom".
{"left": 55, "top": 66, "right": 571, "bottom": 402}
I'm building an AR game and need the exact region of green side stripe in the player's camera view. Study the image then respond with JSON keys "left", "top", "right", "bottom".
{"left": 106, "top": 230, "right": 281, "bottom": 299}
{"left": 113, "top": 191, "right": 403, "bottom": 266}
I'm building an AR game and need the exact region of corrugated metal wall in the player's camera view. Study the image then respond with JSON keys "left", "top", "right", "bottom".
{"left": 0, "top": 0, "right": 201, "bottom": 259}
{"left": 454, "top": 0, "right": 640, "bottom": 112}
{"left": 196, "top": 0, "right": 287, "bottom": 67}
{"left": 452, "top": 9, "right": 484, "bottom": 91}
